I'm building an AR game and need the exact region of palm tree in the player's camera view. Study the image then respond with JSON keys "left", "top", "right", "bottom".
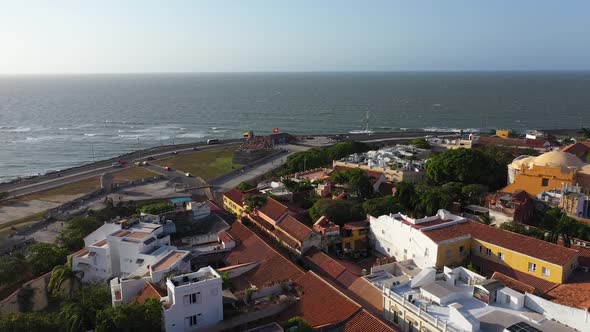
{"left": 478, "top": 214, "right": 495, "bottom": 226}
{"left": 61, "top": 302, "right": 85, "bottom": 332}
{"left": 48, "top": 264, "right": 83, "bottom": 298}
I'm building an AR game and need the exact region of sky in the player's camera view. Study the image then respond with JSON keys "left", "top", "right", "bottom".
{"left": 1, "top": 0, "right": 589, "bottom": 74}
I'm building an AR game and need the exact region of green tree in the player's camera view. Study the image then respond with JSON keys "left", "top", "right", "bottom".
{"left": 61, "top": 285, "right": 111, "bottom": 332}
{"left": 478, "top": 214, "right": 495, "bottom": 226}
{"left": 95, "top": 298, "right": 163, "bottom": 332}
{"left": 461, "top": 184, "right": 489, "bottom": 205}
{"left": 0, "top": 312, "right": 62, "bottom": 332}
{"left": 284, "top": 316, "right": 313, "bottom": 332}
{"left": 408, "top": 137, "right": 430, "bottom": 149}
{"left": 543, "top": 208, "right": 578, "bottom": 247}
{"left": 26, "top": 243, "right": 68, "bottom": 276}
{"left": 237, "top": 181, "right": 254, "bottom": 191}
{"left": 425, "top": 148, "right": 499, "bottom": 189}
{"left": 281, "top": 142, "right": 369, "bottom": 175}
{"left": 56, "top": 215, "right": 104, "bottom": 251}
{"left": 243, "top": 194, "right": 267, "bottom": 213}
{"left": 0, "top": 255, "right": 29, "bottom": 286}
{"left": 361, "top": 196, "right": 402, "bottom": 217}
{"left": 48, "top": 264, "right": 83, "bottom": 298}
{"left": 308, "top": 199, "right": 364, "bottom": 225}
{"left": 282, "top": 178, "right": 313, "bottom": 193}
{"left": 139, "top": 202, "right": 173, "bottom": 215}
{"left": 394, "top": 181, "right": 417, "bottom": 213}
{"left": 330, "top": 168, "right": 374, "bottom": 200}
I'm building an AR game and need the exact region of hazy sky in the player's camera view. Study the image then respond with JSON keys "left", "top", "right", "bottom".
{"left": 1, "top": 0, "right": 589, "bottom": 74}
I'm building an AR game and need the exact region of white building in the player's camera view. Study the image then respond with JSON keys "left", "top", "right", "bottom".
{"left": 72, "top": 219, "right": 190, "bottom": 283}
{"left": 369, "top": 210, "right": 467, "bottom": 268}
{"left": 365, "top": 261, "right": 578, "bottom": 332}
{"left": 110, "top": 266, "right": 223, "bottom": 332}
{"left": 163, "top": 267, "right": 223, "bottom": 331}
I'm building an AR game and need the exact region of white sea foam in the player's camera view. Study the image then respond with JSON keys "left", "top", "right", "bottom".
{"left": 177, "top": 132, "right": 206, "bottom": 139}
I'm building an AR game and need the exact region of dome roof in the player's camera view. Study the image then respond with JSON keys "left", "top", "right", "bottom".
{"left": 532, "top": 151, "right": 585, "bottom": 169}
{"left": 510, "top": 155, "right": 535, "bottom": 168}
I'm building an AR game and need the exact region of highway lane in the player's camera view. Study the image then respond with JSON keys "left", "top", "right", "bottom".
{"left": 2, "top": 141, "right": 240, "bottom": 199}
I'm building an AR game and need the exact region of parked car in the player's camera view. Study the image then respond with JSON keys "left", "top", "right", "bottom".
{"left": 112, "top": 162, "right": 122, "bottom": 168}
{"left": 185, "top": 172, "right": 192, "bottom": 177}
{"left": 172, "top": 151, "right": 178, "bottom": 155}
{"left": 165, "top": 166, "right": 172, "bottom": 171}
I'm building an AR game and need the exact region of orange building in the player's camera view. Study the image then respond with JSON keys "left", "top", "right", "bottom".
{"left": 504, "top": 151, "right": 590, "bottom": 196}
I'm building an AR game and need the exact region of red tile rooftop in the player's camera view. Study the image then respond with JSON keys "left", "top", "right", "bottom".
{"left": 342, "top": 220, "right": 369, "bottom": 230}
{"left": 152, "top": 251, "right": 186, "bottom": 272}
{"left": 112, "top": 229, "right": 131, "bottom": 237}
{"left": 545, "top": 271, "right": 590, "bottom": 310}
{"left": 491, "top": 272, "right": 536, "bottom": 294}
{"left": 278, "top": 215, "right": 312, "bottom": 242}
{"left": 344, "top": 309, "right": 396, "bottom": 332}
{"left": 92, "top": 239, "right": 108, "bottom": 247}
{"left": 224, "top": 188, "right": 244, "bottom": 206}
{"left": 126, "top": 231, "right": 151, "bottom": 239}
{"left": 304, "top": 247, "right": 347, "bottom": 280}
{"left": 135, "top": 282, "right": 166, "bottom": 304}
{"left": 224, "top": 222, "right": 304, "bottom": 292}
{"left": 423, "top": 220, "right": 579, "bottom": 266}
{"left": 73, "top": 248, "right": 89, "bottom": 258}
{"left": 258, "top": 197, "right": 289, "bottom": 222}
{"left": 281, "top": 271, "right": 361, "bottom": 328}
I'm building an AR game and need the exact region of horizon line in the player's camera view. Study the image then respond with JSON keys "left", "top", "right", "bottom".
{"left": 2, "top": 69, "right": 590, "bottom": 76}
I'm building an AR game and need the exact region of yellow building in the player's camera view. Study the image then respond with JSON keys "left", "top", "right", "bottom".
{"left": 504, "top": 150, "right": 590, "bottom": 196}
{"left": 223, "top": 189, "right": 246, "bottom": 216}
{"left": 341, "top": 220, "right": 369, "bottom": 257}
{"left": 495, "top": 129, "right": 513, "bottom": 138}
{"left": 423, "top": 220, "right": 579, "bottom": 285}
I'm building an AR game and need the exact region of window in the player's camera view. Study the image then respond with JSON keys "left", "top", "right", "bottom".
{"left": 393, "top": 311, "right": 399, "bottom": 324}
{"left": 485, "top": 248, "right": 492, "bottom": 256}
{"left": 382, "top": 229, "right": 385, "bottom": 235}
{"left": 528, "top": 262, "right": 537, "bottom": 272}
{"left": 188, "top": 315, "right": 197, "bottom": 326}
{"left": 478, "top": 245, "right": 482, "bottom": 253}
{"left": 386, "top": 247, "right": 390, "bottom": 253}
{"left": 188, "top": 292, "right": 201, "bottom": 304}
{"left": 459, "top": 246, "right": 465, "bottom": 255}
{"left": 424, "top": 248, "right": 429, "bottom": 256}
{"left": 542, "top": 267, "right": 550, "bottom": 277}
{"left": 498, "top": 252, "right": 504, "bottom": 261}
{"left": 542, "top": 178, "right": 549, "bottom": 187}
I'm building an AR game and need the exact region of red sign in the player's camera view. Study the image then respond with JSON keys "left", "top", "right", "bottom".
{"left": 273, "top": 128, "right": 279, "bottom": 133}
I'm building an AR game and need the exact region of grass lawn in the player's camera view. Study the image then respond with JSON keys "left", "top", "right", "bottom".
{"left": 112, "top": 166, "right": 158, "bottom": 183}
{"left": 155, "top": 147, "right": 242, "bottom": 180}
{"left": 18, "top": 176, "right": 101, "bottom": 202}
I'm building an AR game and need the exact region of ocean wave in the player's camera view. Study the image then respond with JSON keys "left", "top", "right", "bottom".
{"left": 2, "top": 127, "right": 32, "bottom": 132}
{"left": 177, "top": 132, "right": 206, "bottom": 139}
{"left": 84, "top": 133, "right": 98, "bottom": 137}
{"left": 117, "top": 134, "right": 143, "bottom": 139}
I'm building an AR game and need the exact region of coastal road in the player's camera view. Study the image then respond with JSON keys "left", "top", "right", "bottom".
{"left": 212, "top": 144, "right": 311, "bottom": 191}
{"left": 1, "top": 141, "right": 239, "bottom": 199}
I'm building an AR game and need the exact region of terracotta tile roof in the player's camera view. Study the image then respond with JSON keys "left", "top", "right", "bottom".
{"left": 304, "top": 247, "right": 347, "bottom": 279}
{"left": 561, "top": 142, "right": 590, "bottom": 158}
{"left": 284, "top": 271, "right": 361, "bottom": 328}
{"left": 249, "top": 214, "right": 276, "bottom": 231}
{"left": 347, "top": 278, "right": 384, "bottom": 312}
{"left": 571, "top": 244, "right": 590, "bottom": 267}
{"left": 258, "top": 197, "right": 288, "bottom": 222}
{"left": 271, "top": 229, "right": 300, "bottom": 249}
{"left": 126, "top": 231, "right": 150, "bottom": 239}
{"left": 152, "top": 251, "right": 186, "bottom": 272}
{"left": 224, "top": 189, "right": 244, "bottom": 205}
{"left": 337, "top": 270, "right": 360, "bottom": 288}
{"left": 471, "top": 255, "right": 558, "bottom": 294}
{"left": 478, "top": 136, "right": 551, "bottom": 149}
{"left": 277, "top": 215, "right": 312, "bottom": 242}
{"left": 342, "top": 220, "right": 369, "bottom": 231}
{"left": 491, "top": 272, "right": 536, "bottom": 294}
{"left": 344, "top": 309, "right": 396, "bottom": 332}
{"left": 218, "top": 231, "right": 234, "bottom": 244}
{"left": 545, "top": 271, "right": 590, "bottom": 310}
{"left": 135, "top": 282, "right": 166, "bottom": 304}
{"left": 112, "top": 229, "right": 131, "bottom": 237}
{"left": 224, "top": 222, "right": 304, "bottom": 291}
{"left": 423, "top": 220, "right": 579, "bottom": 266}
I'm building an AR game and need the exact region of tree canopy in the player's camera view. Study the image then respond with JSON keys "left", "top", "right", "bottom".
{"left": 282, "top": 142, "right": 369, "bottom": 175}
{"left": 139, "top": 202, "right": 173, "bottom": 215}
{"left": 408, "top": 137, "right": 430, "bottom": 149}
{"left": 308, "top": 199, "right": 364, "bottom": 225}
{"left": 26, "top": 243, "right": 68, "bottom": 276}
{"left": 237, "top": 181, "right": 254, "bottom": 191}
{"left": 95, "top": 298, "right": 163, "bottom": 332}
{"left": 425, "top": 148, "right": 504, "bottom": 189}
{"left": 243, "top": 194, "right": 267, "bottom": 213}
{"left": 361, "top": 196, "right": 402, "bottom": 217}
{"left": 330, "top": 168, "right": 374, "bottom": 200}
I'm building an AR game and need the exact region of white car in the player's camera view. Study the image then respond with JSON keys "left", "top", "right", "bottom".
{"left": 185, "top": 173, "right": 192, "bottom": 177}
